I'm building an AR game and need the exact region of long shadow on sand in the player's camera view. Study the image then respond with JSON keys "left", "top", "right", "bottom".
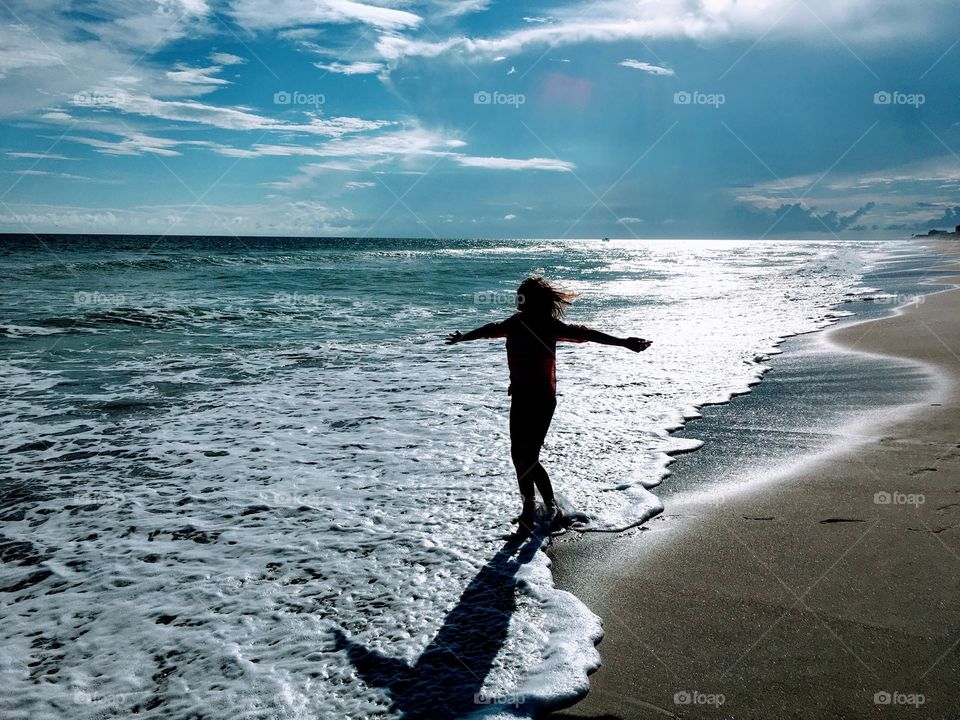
{"left": 332, "top": 530, "right": 544, "bottom": 719}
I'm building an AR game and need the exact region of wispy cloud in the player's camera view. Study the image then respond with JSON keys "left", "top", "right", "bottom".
{"left": 66, "top": 91, "right": 393, "bottom": 137}
{"left": 314, "top": 61, "right": 384, "bottom": 75}
{"left": 431, "top": 0, "right": 492, "bottom": 18}
{"left": 68, "top": 132, "right": 214, "bottom": 157}
{"left": 166, "top": 64, "right": 232, "bottom": 86}
{"left": 7, "top": 152, "right": 75, "bottom": 160}
{"left": 454, "top": 156, "right": 575, "bottom": 171}
{"left": 619, "top": 59, "right": 674, "bottom": 76}
{"left": 375, "top": 0, "right": 958, "bottom": 64}
{"left": 8, "top": 169, "right": 94, "bottom": 181}
{"left": 0, "top": 199, "right": 357, "bottom": 235}
{"left": 230, "top": 0, "right": 421, "bottom": 31}
{"left": 209, "top": 52, "right": 246, "bottom": 66}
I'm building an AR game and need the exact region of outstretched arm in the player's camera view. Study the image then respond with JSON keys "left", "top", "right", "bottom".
{"left": 559, "top": 323, "right": 651, "bottom": 352}
{"left": 445, "top": 321, "right": 508, "bottom": 345}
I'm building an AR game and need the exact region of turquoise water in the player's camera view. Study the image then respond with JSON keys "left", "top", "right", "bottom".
{"left": 0, "top": 236, "right": 895, "bottom": 719}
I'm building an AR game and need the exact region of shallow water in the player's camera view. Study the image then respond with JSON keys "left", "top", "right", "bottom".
{"left": 0, "top": 236, "right": 898, "bottom": 719}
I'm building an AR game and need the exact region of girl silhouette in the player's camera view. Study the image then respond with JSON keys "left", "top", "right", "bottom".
{"left": 447, "top": 277, "right": 651, "bottom": 531}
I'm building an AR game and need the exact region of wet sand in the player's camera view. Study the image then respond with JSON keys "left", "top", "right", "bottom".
{"left": 549, "top": 243, "right": 960, "bottom": 719}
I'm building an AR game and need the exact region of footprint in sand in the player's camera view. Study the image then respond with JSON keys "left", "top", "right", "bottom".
{"left": 819, "top": 518, "right": 865, "bottom": 524}
{"left": 907, "top": 526, "right": 951, "bottom": 534}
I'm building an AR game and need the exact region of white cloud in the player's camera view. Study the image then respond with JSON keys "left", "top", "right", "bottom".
{"left": 7, "top": 152, "right": 75, "bottom": 160}
{"left": 217, "top": 126, "right": 465, "bottom": 160}
{"left": 69, "top": 131, "right": 213, "bottom": 157}
{"left": 503, "top": 213, "right": 516, "bottom": 219}
{"left": 67, "top": 90, "right": 393, "bottom": 137}
{"left": 431, "top": 0, "right": 491, "bottom": 18}
{"left": 619, "top": 59, "right": 674, "bottom": 76}
{"left": 0, "top": 23, "right": 67, "bottom": 78}
{"left": 8, "top": 169, "right": 94, "bottom": 181}
{"left": 209, "top": 52, "right": 246, "bottom": 66}
{"left": 734, "top": 153, "right": 960, "bottom": 229}
{"left": 617, "top": 216, "right": 643, "bottom": 224}
{"left": 231, "top": 126, "right": 577, "bottom": 192}
{"left": 0, "top": 3, "right": 221, "bottom": 117}
{"left": 454, "top": 156, "right": 575, "bottom": 171}
{"left": 230, "top": 0, "right": 421, "bottom": 31}
{"left": 345, "top": 180, "right": 376, "bottom": 189}
{"left": 167, "top": 64, "right": 232, "bottom": 85}
{"left": 742, "top": 155, "right": 960, "bottom": 203}
{"left": 315, "top": 61, "right": 384, "bottom": 74}
{"left": 165, "top": 51, "right": 246, "bottom": 87}
{"left": 41, "top": 111, "right": 73, "bottom": 121}
{"left": 375, "top": 0, "right": 960, "bottom": 64}
{"left": 0, "top": 199, "right": 356, "bottom": 235}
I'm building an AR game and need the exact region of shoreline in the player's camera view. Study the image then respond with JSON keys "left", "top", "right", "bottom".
{"left": 548, "top": 240, "right": 960, "bottom": 718}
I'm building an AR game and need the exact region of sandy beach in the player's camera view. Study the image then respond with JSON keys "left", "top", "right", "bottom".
{"left": 550, "top": 240, "right": 960, "bottom": 719}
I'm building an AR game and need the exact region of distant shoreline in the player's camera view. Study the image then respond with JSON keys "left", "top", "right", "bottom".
{"left": 913, "top": 227, "right": 959, "bottom": 239}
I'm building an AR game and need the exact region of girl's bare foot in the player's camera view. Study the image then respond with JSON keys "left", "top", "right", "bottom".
{"left": 517, "top": 500, "right": 537, "bottom": 532}
{"left": 545, "top": 501, "right": 566, "bottom": 529}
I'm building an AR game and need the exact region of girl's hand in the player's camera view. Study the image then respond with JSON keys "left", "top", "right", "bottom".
{"left": 624, "top": 337, "right": 652, "bottom": 352}
{"left": 445, "top": 331, "right": 463, "bottom": 345}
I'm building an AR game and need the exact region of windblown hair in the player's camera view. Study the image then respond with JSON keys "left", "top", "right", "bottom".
{"left": 516, "top": 276, "right": 577, "bottom": 319}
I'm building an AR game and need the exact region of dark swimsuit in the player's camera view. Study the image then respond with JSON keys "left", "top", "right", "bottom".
{"left": 494, "top": 314, "right": 589, "bottom": 457}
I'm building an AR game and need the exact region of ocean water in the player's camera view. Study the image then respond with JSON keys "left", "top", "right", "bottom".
{"left": 0, "top": 236, "right": 898, "bottom": 719}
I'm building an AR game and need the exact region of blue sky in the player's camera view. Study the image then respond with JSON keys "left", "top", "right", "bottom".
{"left": 1, "top": 0, "right": 959, "bottom": 238}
